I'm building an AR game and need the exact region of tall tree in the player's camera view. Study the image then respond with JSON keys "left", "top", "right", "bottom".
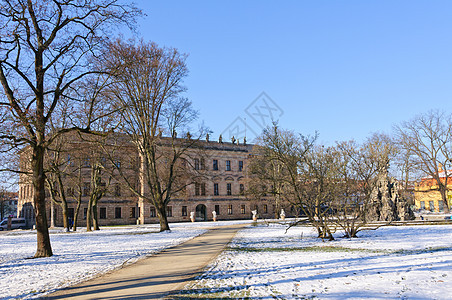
{"left": 394, "top": 111, "right": 452, "bottom": 213}
{"left": 104, "top": 39, "right": 203, "bottom": 232}
{"left": 0, "top": 0, "right": 140, "bottom": 257}
{"left": 252, "top": 124, "right": 337, "bottom": 238}
{"left": 247, "top": 143, "right": 289, "bottom": 219}
{"left": 335, "top": 135, "right": 395, "bottom": 238}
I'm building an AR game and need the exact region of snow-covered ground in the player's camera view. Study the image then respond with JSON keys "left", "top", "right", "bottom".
{"left": 179, "top": 223, "right": 452, "bottom": 299}
{"left": 0, "top": 220, "right": 251, "bottom": 299}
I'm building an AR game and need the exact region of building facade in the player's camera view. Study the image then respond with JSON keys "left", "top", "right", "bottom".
{"left": 17, "top": 135, "right": 286, "bottom": 227}
{"left": 414, "top": 170, "right": 452, "bottom": 212}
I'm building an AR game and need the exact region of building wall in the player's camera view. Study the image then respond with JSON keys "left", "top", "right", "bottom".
{"left": 17, "top": 135, "right": 291, "bottom": 227}
{"left": 414, "top": 176, "right": 452, "bottom": 212}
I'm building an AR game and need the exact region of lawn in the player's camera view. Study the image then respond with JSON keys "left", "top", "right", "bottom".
{"left": 177, "top": 223, "right": 452, "bottom": 299}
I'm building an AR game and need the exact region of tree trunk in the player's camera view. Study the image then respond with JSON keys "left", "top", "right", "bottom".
{"left": 86, "top": 196, "right": 94, "bottom": 231}
{"left": 92, "top": 202, "right": 99, "bottom": 230}
{"left": 156, "top": 204, "right": 170, "bottom": 231}
{"left": 61, "top": 201, "right": 69, "bottom": 231}
{"left": 72, "top": 196, "right": 81, "bottom": 232}
{"left": 50, "top": 200, "right": 55, "bottom": 228}
{"left": 439, "top": 187, "right": 450, "bottom": 213}
{"left": 32, "top": 146, "right": 53, "bottom": 258}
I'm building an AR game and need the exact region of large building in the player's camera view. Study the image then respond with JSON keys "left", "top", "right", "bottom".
{"left": 1, "top": 192, "right": 18, "bottom": 220}
{"left": 17, "top": 134, "right": 286, "bottom": 227}
{"left": 414, "top": 167, "right": 452, "bottom": 212}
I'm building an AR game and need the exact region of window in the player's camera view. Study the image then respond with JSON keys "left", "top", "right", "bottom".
{"left": 215, "top": 205, "right": 220, "bottom": 215}
{"left": 227, "top": 183, "right": 232, "bottom": 195}
{"left": 166, "top": 206, "right": 172, "bottom": 217}
{"left": 130, "top": 207, "right": 136, "bottom": 218}
{"left": 239, "top": 184, "right": 245, "bottom": 195}
{"left": 115, "top": 207, "right": 122, "bottom": 219}
{"left": 200, "top": 158, "right": 205, "bottom": 170}
{"left": 201, "top": 183, "right": 206, "bottom": 196}
{"left": 83, "top": 207, "right": 88, "bottom": 219}
{"left": 99, "top": 207, "right": 107, "bottom": 219}
{"left": 195, "top": 182, "right": 200, "bottom": 196}
{"left": 68, "top": 207, "right": 75, "bottom": 220}
{"left": 420, "top": 201, "right": 425, "bottom": 210}
{"left": 194, "top": 158, "right": 200, "bottom": 170}
{"left": 214, "top": 183, "right": 219, "bottom": 196}
{"left": 82, "top": 182, "right": 90, "bottom": 196}
{"left": 67, "top": 187, "right": 74, "bottom": 197}
{"left": 67, "top": 154, "right": 74, "bottom": 166}
{"left": 439, "top": 200, "right": 444, "bottom": 212}
{"left": 150, "top": 207, "right": 156, "bottom": 217}
{"left": 239, "top": 160, "right": 243, "bottom": 172}
{"left": 263, "top": 204, "right": 268, "bottom": 214}
{"left": 114, "top": 184, "right": 121, "bottom": 197}
{"left": 213, "top": 159, "right": 218, "bottom": 171}
{"left": 82, "top": 157, "right": 91, "bottom": 168}
{"left": 429, "top": 201, "right": 435, "bottom": 212}
{"left": 182, "top": 206, "right": 187, "bottom": 216}
{"left": 228, "top": 205, "right": 233, "bottom": 215}
{"left": 100, "top": 156, "right": 107, "bottom": 166}
{"left": 241, "top": 204, "right": 246, "bottom": 214}
{"left": 226, "top": 160, "right": 231, "bottom": 171}
{"left": 114, "top": 159, "right": 121, "bottom": 169}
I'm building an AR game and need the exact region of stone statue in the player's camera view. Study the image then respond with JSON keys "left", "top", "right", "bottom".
{"left": 219, "top": 134, "right": 223, "bottom": 143}
{"left": 252, "top": 210, "right": 258, "bottom": 221}
{"left": 231, "top": 136, "right": 236, "bottom": 144}
{"left": 368, "top": 158, "right": 414, "bottom": 222}
{"left": 206, "top": 133, "right": 210, "bottom": 142}
{"left": 280, "top": 209, "right": 286, "bottom": 220}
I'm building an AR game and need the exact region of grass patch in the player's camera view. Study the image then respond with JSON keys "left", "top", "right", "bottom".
{"left": 392, "top": 246, "right": 452, "bottom": 255}
{"left": 227, "top": 245, "right": 384, "bottom": 253}
{"left": 170, "top": 286, "right": 253, "bottom": 299}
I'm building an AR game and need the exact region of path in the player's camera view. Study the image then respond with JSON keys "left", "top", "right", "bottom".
{"left": 44, "top": 223, "right": 247, "bottom": 299}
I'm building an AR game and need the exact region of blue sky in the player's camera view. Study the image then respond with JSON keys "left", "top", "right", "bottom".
{"left": 133, "top": 0, "right": 452, "bottom": 145}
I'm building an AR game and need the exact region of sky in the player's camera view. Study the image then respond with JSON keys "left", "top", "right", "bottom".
{"left": 131, "top": 0, "right": 452, "bottom": 145}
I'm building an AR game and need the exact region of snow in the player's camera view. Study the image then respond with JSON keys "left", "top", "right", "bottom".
{"left": 179, "top": 222, "right": 452, "bottom": 299}
{"left": 0, "top": 220, "right": 250, "bottom": 299}
{"left": 3, "top": 220, "right": 452, "bottom": 299}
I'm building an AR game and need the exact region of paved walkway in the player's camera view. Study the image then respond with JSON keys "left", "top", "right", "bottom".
{"left": 43, "top": 223, "right": 247, "bottom": 299}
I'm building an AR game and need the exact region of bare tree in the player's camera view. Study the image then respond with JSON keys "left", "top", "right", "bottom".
{"left": 394, "top": 111, "right": 452, "bottom": 213}
{"left": 335, "top": 135, "right": 395, "bottom": 238}
{"left": 104, "top": 39, "right": 204, "bottom": 232}
{"left": 86, "top": 160, "right": 108, "bottom": 231}
{"left": 247, "top": 143, "right": 289, "bottom": 219}
{"left": 0, "top": 0, "right": 140, "bottom": 257}
{"left": 297, "top": 144, "right": 342, "bottom": 240}
{"left": 45, "top": 134, "right": 72, "bottom": 232}
{"left": 252, "top": 125, "right": 340, "bottom": 239}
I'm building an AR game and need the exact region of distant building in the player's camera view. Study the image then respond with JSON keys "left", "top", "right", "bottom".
{"left": 1, "top": 192, "right": 18, "bottom": 219}
{"left": 414, "top": 168, "right": 452, "bottom": 212}
{"left": 17, "top": 134, "right": 290, "bottom": 227}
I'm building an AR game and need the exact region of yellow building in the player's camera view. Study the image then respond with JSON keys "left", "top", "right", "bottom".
{"left": 414, "top": 172, "right": 452, "bottom": 212}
